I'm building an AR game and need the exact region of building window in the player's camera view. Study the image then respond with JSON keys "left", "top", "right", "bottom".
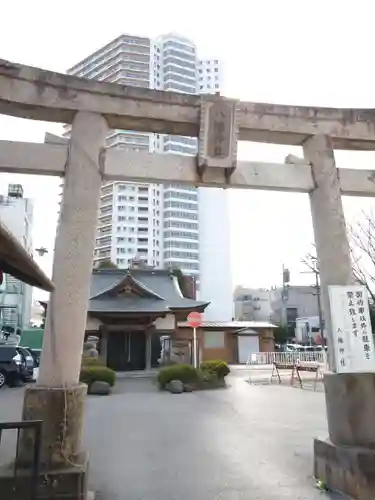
{"left": 204, "top": 331, "right": 225, "bottom": 349}
{"left": 286, "top": 307, "right": 298, "bottom": 326}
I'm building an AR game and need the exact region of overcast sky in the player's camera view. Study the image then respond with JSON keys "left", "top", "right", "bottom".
{"left": 1, "top": 0, "right": 375, "bottom": 299}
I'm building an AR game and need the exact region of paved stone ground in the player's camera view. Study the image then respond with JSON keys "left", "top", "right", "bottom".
{"left": 0, "top": 367, "right": 345, "bottom": 499}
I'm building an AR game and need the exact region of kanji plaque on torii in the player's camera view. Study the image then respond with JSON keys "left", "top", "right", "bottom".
{"left": 198, "top": 97, "right": 238, "bottom": 172}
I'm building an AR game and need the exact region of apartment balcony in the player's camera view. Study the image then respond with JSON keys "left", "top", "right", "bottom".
{"left": 97, "top": 214, "right": 112, "bottom": 223}
{"left": 93, "top": 255, "right": 112, "bottom": 264}
{"left": 95, "top": 251, "right": 111, "bottom": 259}
{"left": 95, "top": 239, "right": 112, "bottom": 250}
{"left": 100, "top": 194, "right": 113, "bottom": 204}
{"left": 97, "top": 227, "right": 112, "bottom": 236}
{"left": 101, "top": 186, "right": 114, "bottom": 196}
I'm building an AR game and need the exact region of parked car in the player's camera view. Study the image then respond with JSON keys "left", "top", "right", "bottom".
{"left": 27, "top": 348, "right": 41, "bottom": 368}
{"left": 0, "top": 345, "right": 35, "bottom": 389}
{"left": 27, "top": 348, "right": 41, "bottom": 380}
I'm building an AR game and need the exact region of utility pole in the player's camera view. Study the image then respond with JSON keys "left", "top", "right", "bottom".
{"left": 314, "top": 266, "right": 325, "bottom": 345}
{"left": 301, "top": 256, "right": 325, "bottom": 345}
{"left": 281, "top": 265, "right": 290, "bottom": 326}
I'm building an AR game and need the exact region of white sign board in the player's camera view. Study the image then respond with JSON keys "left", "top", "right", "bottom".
{"left": 328, "top": 285, "right": 375, "bottom": 373}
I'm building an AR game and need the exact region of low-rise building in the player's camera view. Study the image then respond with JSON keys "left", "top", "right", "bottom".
{"left": 234, "top": 287, "right": 273, "bottom": 322}
{"left": 270, "top": 285, "right": 322, "bottom": 327}
{"left": 177, "top": 320, "right": 276, "bottom": 365}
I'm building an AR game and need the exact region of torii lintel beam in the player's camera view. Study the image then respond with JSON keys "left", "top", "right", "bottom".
{"left": 1, "top": 140, "right": 375, "bottom": 197}
{"left": 2, "top": 59, "right": 375, "bottom": 150}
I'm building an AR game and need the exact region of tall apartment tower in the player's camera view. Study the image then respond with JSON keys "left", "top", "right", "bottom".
{"left": 66, "top": 33, "right": 233, "bottom": 320}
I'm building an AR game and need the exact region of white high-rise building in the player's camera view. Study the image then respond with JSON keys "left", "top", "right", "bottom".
{"left": 0, "top": 184, "right": 34, "bottom": 328}
{"left": 66, "top": 33, "right": 232, "bottom": 320}
{"left": 67, "top": 34, "right": 151, "bottom": 151}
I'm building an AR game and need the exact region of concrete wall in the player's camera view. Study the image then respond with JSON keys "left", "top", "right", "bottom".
{"left": 198, "top": 188, "right": 233, "bottom": 321}
{"left": 86, "top": 316, "right": 102, "bottom": 331}
{"left": 176, "top": 326, "right": 275, "bottom": 364}
{"left": 270, "top": 286, "right": 322, "bottom": 325}
{"left": 153, "top": 314, "right": 175, "bottom": 330}
{"left": 259, "top": 328, "right": 276, "bottom": 352}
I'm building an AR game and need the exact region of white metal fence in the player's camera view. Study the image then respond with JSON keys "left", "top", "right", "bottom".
{"left": 246, "top": 351, "right": 326, "bottom": 368}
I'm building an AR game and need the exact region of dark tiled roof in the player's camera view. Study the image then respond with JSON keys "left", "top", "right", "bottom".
{"left": 88, "top": 297, "right": 170, "bottom": 314}
{"left": 88, "top": 268, "right": 209, "bottom": 314}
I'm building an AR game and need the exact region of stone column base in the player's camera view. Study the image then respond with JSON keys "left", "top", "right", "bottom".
{"left": 17, "top": 383, "right": 87, "bottom": 468}
{"left": 0, "top": 383, "right": 89, "bottom": 499}
{"left": 314, "top": 437, "right": 375, "bottom": 499}
{"left": 0, "top": 452, "right": 88, "bottom": 500}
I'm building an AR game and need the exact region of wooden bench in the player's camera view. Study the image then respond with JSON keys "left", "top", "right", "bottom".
{"left": 294, "top": 362, "right": 321, "bottom": 391}
{"left": 272, "top": 361, "right": 322, "bottom": 391}
{"left": 271, "top": 363, "right": 295, "bottom": 385}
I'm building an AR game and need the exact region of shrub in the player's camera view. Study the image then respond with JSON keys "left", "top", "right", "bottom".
{"left": 200, "top": 360, "right": 230, "bottom": 379}
{"left": 157, "top": 363, "right": 199, "bottom": 389}
{"left": 80, "top": 366, "right": 116, "bottom": 388}
{"left": 82, "top": 356, "right": 103, "bottom": 367}
{"left": 197, "top": 370, "right": 227, "bottom": 389}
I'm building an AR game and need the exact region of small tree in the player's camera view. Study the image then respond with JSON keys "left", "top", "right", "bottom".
{"left": 274, "top": 325, "right": 294, "bottom": 344}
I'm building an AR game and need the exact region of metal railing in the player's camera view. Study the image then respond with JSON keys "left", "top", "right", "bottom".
{"left": 0, "top": 420, "right": 42, "bottom": 500}
{"left": 246, "top": 351, "right": 326, "bottom": 367}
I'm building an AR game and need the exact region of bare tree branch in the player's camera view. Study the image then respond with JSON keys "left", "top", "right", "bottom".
{"left": 301, "top": 245, "right": 318, "bottom": 275}
{"left": 302, "top": 211, "right": 375, "bottom": 304}
{"left": 348, "top": 210, "right": 375, "bottom": 303}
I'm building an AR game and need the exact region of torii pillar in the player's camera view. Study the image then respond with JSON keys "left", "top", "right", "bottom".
{"left": 304, "top": 134, "right": 375, "bottom": 499}
{"left": 15, "top": 111, "right": 108, "bottom": 500}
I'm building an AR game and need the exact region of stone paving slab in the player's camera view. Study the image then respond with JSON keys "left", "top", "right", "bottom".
{"left": 0, "top": 372, "right": 346, "bottom": 499}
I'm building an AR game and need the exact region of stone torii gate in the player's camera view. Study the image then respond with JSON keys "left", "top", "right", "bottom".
{"left": 1, "top": 59, "right": 375, "bottom": 498}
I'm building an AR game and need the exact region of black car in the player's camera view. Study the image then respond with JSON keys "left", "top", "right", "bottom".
{"left": 0, "top": 345, "right": 35, "bottom": 389}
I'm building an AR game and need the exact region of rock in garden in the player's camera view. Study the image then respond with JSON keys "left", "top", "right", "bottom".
{"left": 83, "top": 340, "right": 99, "bottom": 358}
{"left": 168, "top": 380, "right": 183, "bottom": 394}
{"left": 89, "top": 381, "right": 111, "bottom": 395}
